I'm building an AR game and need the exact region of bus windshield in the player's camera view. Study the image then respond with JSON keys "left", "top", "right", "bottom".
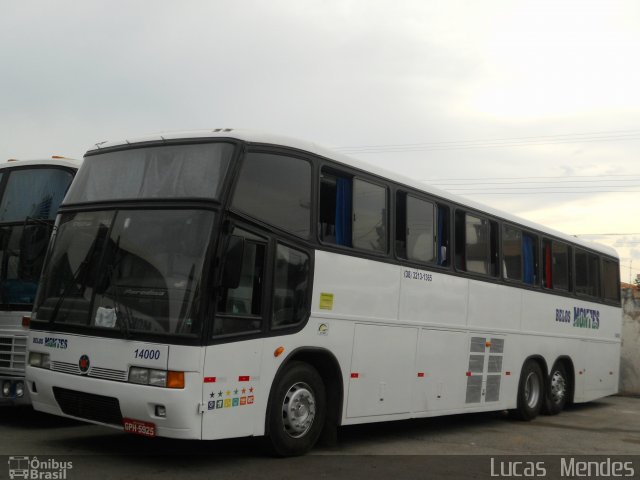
{"left": 0, "top": 167, "right": 74, "bottom": 307}
{"left": 65, "top": 143, "right": 234, "bottom": 204}
{"left": 34, "top": 209, "right": 215, "bottom": 337}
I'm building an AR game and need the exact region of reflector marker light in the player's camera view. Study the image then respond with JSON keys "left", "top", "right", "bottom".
{"left": 350, "top": 373, "right": 359, "bottom": 379}
{"left": 239, "top": 376, "right": 250, "bottom": 382}
{"left": 505, "top": 371, "right": 511, "bottom": 376}
{"left": 274, "top": 346, "right": 285, "bottom": 357}
{"left": 466, "top": 372, "right": 472, "bottom": 377}
{"left": 22, "top": 316, "right": 30, "bottom": 328}
{"left": 417, "top": 372, "right": 425, "bottom": 378}
{"left": 204, "top": 377, "right": 216, "bottom": 383}
{"left": 485, "top": 342, "right": 491, "bottom": 347}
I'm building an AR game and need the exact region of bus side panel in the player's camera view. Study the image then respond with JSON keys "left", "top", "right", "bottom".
{"left": 346, "top": 323, "right": 417, "bottom": 418}
{"left": 201, "top": 339, "right": 263, "bottom": 440}
{"left": 310, "top": 251, "right": 400, "bottom": 323}
{"left": 582, "top": 340, "right": 620, "bottom": 401}
{"left": 399, "top": 267, "right": 468, "bottom": 327}
{"left": 467, "top": 281, "right": 522, "bottom": 331}
{"left": 413, "top": 328, "right": 469, "bottom": 413}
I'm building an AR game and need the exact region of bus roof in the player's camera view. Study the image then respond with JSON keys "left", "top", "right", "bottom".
{"left": 1, "top": 157, "right": 82, "bottom": 171}
{"left": 87, "top": 129, "right": 618, "bottom": 259}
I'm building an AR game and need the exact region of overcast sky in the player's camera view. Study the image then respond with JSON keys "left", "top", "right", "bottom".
{"left": 1, "top": 0, "right": 639, "bottom": 281}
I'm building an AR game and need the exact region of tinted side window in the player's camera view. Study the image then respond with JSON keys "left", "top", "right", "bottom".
{"left": 214, "top": 229, "right": 266, "bottom": 336}
{"left": 602, "top": 259, "right": 620, "bottom": 302}
{"left": 232, "top": 153, "right": 311, "bottom": 237}
{"left": 575, "top": 249, "right": 599, "bottom": 297}
{"left": 353, "top": 179, "right": 387, "bottom": 253}
{"left": 272, "top": 244, "right": 310, "bottom": 328}
{"left": 503, "top": 225, "right": 522, "bottom": 281}
{"left": 522, "top": 232, "right": 538, "bottom": 285}
{"left": 552, "top": 242, "right": 570, "bottom": 291}
{"left": 396, "top": 193, "right": 435, "bottom": 263}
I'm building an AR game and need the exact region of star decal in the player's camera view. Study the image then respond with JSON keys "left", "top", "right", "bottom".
{"left": 234, "top": 389, "right": 239, "bottom": 395}
{"left": 209, "top": 392, "right": 215, "bottom": 398}
{"left": 241, "top": 388, "right": 246, "bottom": 394}
{"left": 218, "top": 391, "right": 223, "bottom": 397}
{"left": 226, "top": 390, "right": 231, "bottom": 396}
{"left": 249, "top": 386, "right": 254, "bottom": 393}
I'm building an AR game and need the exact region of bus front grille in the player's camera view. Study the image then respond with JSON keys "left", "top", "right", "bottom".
{"left": 51, "top": 361, "right": 128, "bottom": 382}
{"left": 53, "top": 387, "right": 123, "bottom": 425}
{"left": 0, "top": 336, "right": 27, "bottom": 374}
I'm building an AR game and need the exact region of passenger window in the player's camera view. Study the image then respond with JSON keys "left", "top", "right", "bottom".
{"left": 552, "top": 242, "right": 570, "bottom": 291}
{"left": 232, "top": 153, "right": 311, "bottom": 237}
{"left": 456, "top": 212, "right": 497, "bottom": 276}
{"left": 503, "top": 226, "right": 522, "bottom": 281}
{"left": 272, "top": 244, "right": 310, "bottom": 328}
{"left": 319, "top": 172, "right": 351, "bottom": 246}
{"left": 396, "top": 193, "right": 435, "bottom": 263}
{"left": 214, "top": 229, "right": 266, "bottom": 336}
{"left": 575, "top": 249, "right": 599, "bottom": 297}
{"left": 602, "top": 259, "right": 620, "bottom": 302}
{"left": 319, "top": 170, "right": 388, "bottom": 253}
{"left": 353, "top": 179, "right": 387, "bottom": 253}
{"left": 522, "top": 233, "right": 538, "bottom": 285}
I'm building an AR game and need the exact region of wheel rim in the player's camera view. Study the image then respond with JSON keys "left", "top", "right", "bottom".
{"left": 282, "top": 382, "right": 316, "bottom": 438}
{"left": 524, "top": 371, "right": 541, "bottom": 409}
{"left": 549, "top": 370, "right": 566, "bottom": 405}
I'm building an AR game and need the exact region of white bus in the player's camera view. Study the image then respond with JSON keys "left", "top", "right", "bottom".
{"left": 0, "top": 158, "right": 80, "bottom": 405}
{"left": 26, "top": 131, "right": 621, "bottom": 455}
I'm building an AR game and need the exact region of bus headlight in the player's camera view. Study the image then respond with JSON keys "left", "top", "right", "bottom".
{"left": 128, "top": 367, "right": 184, "bottom": 389}
{"left": 29, "top": 352, "right": 51, "bottom": 369}
{"left": 148, "top": 370, "right": 167, "bottom": 387}
{"left": 2, "top": 381, "right": 10, "bottom": 397}
{"left": 128, "top": 367, "right": 150, "bottom": 385}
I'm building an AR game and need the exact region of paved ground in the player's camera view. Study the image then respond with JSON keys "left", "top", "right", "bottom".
{"left": 1, "top": 395, "right": 638, "bottom": 479}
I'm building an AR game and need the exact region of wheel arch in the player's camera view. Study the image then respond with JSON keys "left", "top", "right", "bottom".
{"left": 265, "top": 347, "right": 344, "bottom": 435}
{"left": 520, "top": 355, "right": 549, "bottom": 380}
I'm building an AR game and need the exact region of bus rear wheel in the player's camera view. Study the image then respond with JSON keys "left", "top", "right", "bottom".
{"left": 267, "top": 361, "right": 326, "bottom": 456}
{"left": 543, "top": 363, "right": 568, "bottom": 415}
{"left": 513, "top": 360, "right": 544, "bottom": 421}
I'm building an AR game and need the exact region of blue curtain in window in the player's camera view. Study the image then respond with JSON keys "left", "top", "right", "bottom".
{"left": 335, "top": 178, "right": 352, "bottom": 246}
{"left": 522, "top": 235, "right": 534, "bottom": 284}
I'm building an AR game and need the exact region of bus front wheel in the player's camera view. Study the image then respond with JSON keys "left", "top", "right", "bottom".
{"left": 267, "top": 361, "right": 326, "bottom": 456}
{"left": 513, "top": 360, "right": 544, "bottom": 421}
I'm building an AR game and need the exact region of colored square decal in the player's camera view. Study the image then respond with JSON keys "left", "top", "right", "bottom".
{"left": 208, "top": 401, "right": 215, "bottom": 410}
{"left": 247, "top": 395, "right": 254, "bottom": 405}
{"left": 319, "top": 292, "right": 334, "bottom": 310}
{"left": 240, "top": 396, "right": 247, "bottom": 406}
{"left": 216, "top": 400, "right": 223, "bottom": 409}
{"left": 224, "top": 398, "right": 232, "bottom": 408}
{"left": 232, "top": 398, "right": 239, "bottom": 407}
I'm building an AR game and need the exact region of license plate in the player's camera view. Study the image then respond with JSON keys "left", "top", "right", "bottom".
{"left": 123, "top": 418, "right": 156, "bottom": 437}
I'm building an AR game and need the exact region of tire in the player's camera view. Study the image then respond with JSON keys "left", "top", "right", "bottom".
{"left": 513, "top": 360, "right": 544, "bottom": 421}
{"left": 543, "top": 363, "right": 568, "bottom": 415}
{"left": 267, "top": 361, "right": 326, "bottom": 456}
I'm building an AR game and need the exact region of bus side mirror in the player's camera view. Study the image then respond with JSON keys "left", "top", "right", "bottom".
{"left": 219, "top": 235, "right": 245, "bottom": 289}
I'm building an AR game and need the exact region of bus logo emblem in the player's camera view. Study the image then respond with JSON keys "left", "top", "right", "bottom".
{"left": 79, "top": 355, "right": 90, "bottom": 374}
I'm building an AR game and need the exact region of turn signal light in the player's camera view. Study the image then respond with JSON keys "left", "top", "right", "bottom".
{"left": 167, "top": 371, "right": 185, "bottom": 389}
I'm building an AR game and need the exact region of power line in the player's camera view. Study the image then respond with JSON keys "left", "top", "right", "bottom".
{"left": 431, "top": 178, "right": 640, "bottom": 186}
{"left": 452, "top": 190, "right": 640, "bottom": 195}
{"left": 425, "top": 173, "right": 640, "bottom": 182}
{"left": 445, "top": 185, "right": 640, "bottom": 191}
{"left": 335, "top": 129, "right": 640, "bottom": 154}
{"left": 574, "top": 233, "right": 640, "bottom": 236}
